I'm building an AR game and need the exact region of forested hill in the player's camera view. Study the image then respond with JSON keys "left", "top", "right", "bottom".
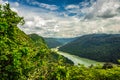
{"left": 0, "top": 4, "right": 51, "bottom": 79}
{"left": 28, "top": 33, "right": 48, "bottom": 47}
{"left": 0, "top": 4, "right": 72, "bottom": 79}
{"left": 44, "top": 37, "right": 76, "bottom": 48}
{"left": 59, "top": 34, "right": 120, "bottom": 63}
{"left": 1, "top": 3, "right": 120, "bottom": 80}
{"left": 44, "top": 37, "right": 62, "bottom": 48}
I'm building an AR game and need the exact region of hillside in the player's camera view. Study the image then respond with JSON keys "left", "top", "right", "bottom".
{"left": 59, "top": 34, "right": 120, "bottom": 63}
{"left": 29, "top": 34, "right": 74, "bottom": 64}
{"left": 0, "top": 4, "right": 51, "bottom": 79}
{"left": 44, "top": 37, "right": 76, "bottom": 48}
{"left": 44, "top": 38, "right": 62, "bottom": 48}
{"left": 1, "top": 3, "right": 120, "bottom": 80}
{"left": 29, "top": 33, "right": 48, "bottom": 48}
{"left": 56, "top": 38, "right": 76, "bottom": 44}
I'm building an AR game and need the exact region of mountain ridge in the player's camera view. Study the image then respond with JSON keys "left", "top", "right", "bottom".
{"left": 44, "top": 37, "right": 76, "bottom": 48}
{"left": 59, "top": 34, "right": 120, "bottom": 63}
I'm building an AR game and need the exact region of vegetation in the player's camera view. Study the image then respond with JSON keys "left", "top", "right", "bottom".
{"left": 29, "top": 33, "right": 74, "bottom": 64}
{"left": 59, "top": 34, "right": 120, "bottom": 63}
{"left": 29, "top": 33, "right": 47, "bottom": 47}
{"left": 0, "top": 4, "right": 50, "bottom": 79}
{"left": 1, "top": 3, "right": 120, "bottom": 80}
{"left": 43, "top": 37, "right": 62, "bottom": 48}
{"left": 44, "top": 37, "right": 76, "bottom": 48}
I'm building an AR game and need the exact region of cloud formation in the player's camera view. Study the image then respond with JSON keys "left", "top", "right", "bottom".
{"left": 8, "top": 0, "right": 120, "bottom": 38}
{"left": 31, "top": 1, "right": 59, "bottom": 10}
{"left": 65, "top": 5, "right": 79, "bottom": 10}
{"left": 81, "top": 0, "right": 120, "bottom": 19}
{"left": 0, "top": 0, "right": 8, "bottom": 4}
{"left": 0, "top": 0, "right": 3, "bottom": 4}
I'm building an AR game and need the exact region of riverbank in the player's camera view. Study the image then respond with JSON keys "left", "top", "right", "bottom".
{"left": 51, "top": 48, "right": 104, "bottom": 67}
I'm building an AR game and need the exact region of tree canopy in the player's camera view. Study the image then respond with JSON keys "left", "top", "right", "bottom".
{"left": 1, "top": 3, "right": 120, "bottom": 80}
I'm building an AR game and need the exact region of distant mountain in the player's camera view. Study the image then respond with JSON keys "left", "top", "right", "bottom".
{"left": 56, "top": 38, "right": 76, "bottom": 44}
{"left": 44, "top": 37, "right": 76, "bottom": 48}
{"left": 59, "top": 34, "right": 120, "bottom": 63}
{"left": 44, "top": 38, "right": 62, "bottom": 48}
{"left": 28, "top": 33, "right": 76, "bottom": 48}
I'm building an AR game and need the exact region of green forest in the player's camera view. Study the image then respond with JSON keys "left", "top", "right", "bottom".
{"left": 1, "top": 4, "right": 120, "bottom": 80}
{"left": 59, "top": 34, "right": 120, "bottom": 63}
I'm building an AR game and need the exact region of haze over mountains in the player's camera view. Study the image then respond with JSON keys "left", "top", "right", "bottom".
{"left": 44, "top": 37, "right": 76, "bottom": 48}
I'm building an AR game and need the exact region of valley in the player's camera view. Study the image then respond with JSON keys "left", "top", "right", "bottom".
{"left": 1, "top": 1, "right": 120, "bottom": 80}
{"left": 52, "top": 48, "right": 103, "bottom": 67}
{"left": 59, "top": 34, "right": 120, "bottom": 64}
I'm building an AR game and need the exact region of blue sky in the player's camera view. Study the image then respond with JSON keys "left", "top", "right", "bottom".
{"left": 9, "top": 0, "right": 90, "bottom": 6}
{"left": 1, "top": 0, "right": 120, "bottom": 38}
{"left": 9, "top": 0, "right": 96, "bottom": 12}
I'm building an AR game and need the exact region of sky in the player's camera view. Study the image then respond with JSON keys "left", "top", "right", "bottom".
{"left": 1, "top": 0, "right": 120, "bottom": 38}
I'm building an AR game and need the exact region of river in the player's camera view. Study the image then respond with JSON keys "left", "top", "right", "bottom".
{"left": 52, "top": 48, "right": 103, "bottom": 67}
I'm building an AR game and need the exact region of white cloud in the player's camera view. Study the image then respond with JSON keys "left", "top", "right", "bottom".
{"left": 14, "top": 2, "right": 19, "bottom": 7}
{"left": 96, "top": 0, "right": 120, "bottom": 18}
{"left": 9, "top": 0, "right": 120, "bottom": 38}
{"left": 32, "top": 1, "right": 59, "bottom": 10}
{"left": 65, "top": 0, "right": 120, "bottom": 19}
{"left": 65, "top": 5, "right": 79, "bottom": 10}
{"left": 0, "top": 0, "right": 3, "bottom": 4}
{"left": 82, "top": 0, "right": 120, "bottom": 19}
{"left": 0, "top": 0, "right": 8, "bottom": 4}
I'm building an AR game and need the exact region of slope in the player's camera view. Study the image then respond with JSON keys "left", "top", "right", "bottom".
{"left": 59, "top": 34, "right": 120, "bottom": 63}
{"left": 1, "top": 3, "right": 120, "bottom": 80}
{"left": 44, "top": 37, "right": 62, "bottom": 48}
{"left": 44, "top": 37, "right": 76, "bottom": 48}
{"left": 0, "top": 4, "right": 50, "bottom": 79}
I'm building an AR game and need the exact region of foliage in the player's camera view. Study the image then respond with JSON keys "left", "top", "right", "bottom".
{"left": 29, "top": 33, "right": 47, "bottom": 48}
{"left": 44, "top": 37, "right": 76, "bottom": 48}
{"left": 59, "top": 34, "right": 120, "bottom": 63}
{"left": 1, "top": 3, "right": 120, "bottom": 80}
{"left": 0, "top": 3, "right": 49, "bottom": 80}
{"left": 44, "top": 37, "right": 62, "bottom": 48}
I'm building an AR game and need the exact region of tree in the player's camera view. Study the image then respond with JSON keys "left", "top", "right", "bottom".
{"left": 0, "top": 3, "right": 24, "bottom": 37}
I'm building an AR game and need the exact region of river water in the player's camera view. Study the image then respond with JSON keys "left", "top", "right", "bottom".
{"left": 52, "top": 48, "right": 103, "bottom": 67}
